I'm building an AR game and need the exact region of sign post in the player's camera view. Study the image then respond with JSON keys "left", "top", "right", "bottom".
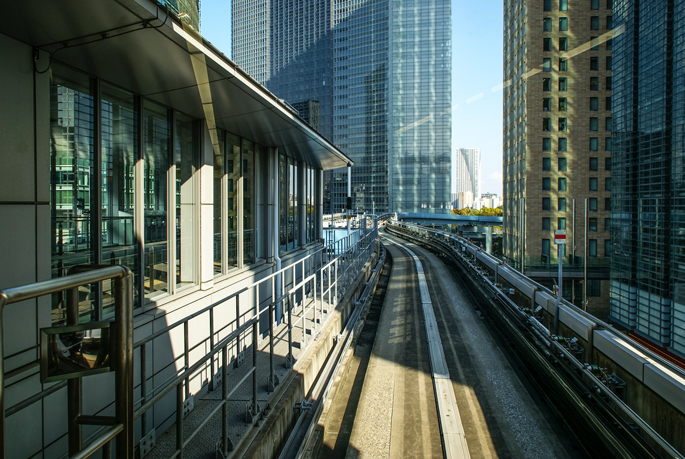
{"left": 553, "top": 230, "right": 566, "bottom": 335}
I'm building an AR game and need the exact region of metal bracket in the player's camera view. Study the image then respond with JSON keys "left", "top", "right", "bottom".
{"left": 285, "top": 353, "right": 294, "bottom": 369}
{"left": 215, "top": 437, "right": 234, "bottom": 458}
{"left": 267, "top": 374, "right": 280, "bottom": 392}
{"left": 139, "top": 428, "right": 156, "bottom": 458}
{"left": 211, "top": 369, "right": 222, "bottom": 391}
{"left": 182, "top": 395, "right": 195, "bottom": 418}
{"left": 234, "top": 350, "right": 245, "bottom": 368}
{"left": 244, "top": 401, "right": 261, "bottom": 423}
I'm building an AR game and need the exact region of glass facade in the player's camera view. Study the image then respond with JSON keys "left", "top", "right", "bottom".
{"left": 232, "top": 0, "right": 451, "bottom": 214}
{"left": 610, "top": 0, "right": 685, "bottom": 352}
{"left": 49, "top": 64, "right": 267, "bottom": 317}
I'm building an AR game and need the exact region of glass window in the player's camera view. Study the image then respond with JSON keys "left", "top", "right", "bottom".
{"left": 558, "top": 197, "right": 567, "bottom": 211}
{"left": 543, "top": 177, "right": 551, "bottom": 190}
{"left": 543, "top": 118, "right": 551, "bottom": 131}
{"left": 542, "top": 239, "right": 551, "bottom": 256}
{"left": 590, "top": 77, "right": 599, "bottom": 91}
{"left": 242, "top": 140, "right": 256, "bottom": 264}
{"left": 543, "top": 197, "right": 551, "bottom": 210}
{"left": 543, "top": 138, "right": 552, "bottom": 151}
{"left": 605, "top": 218, "right": 611, "bottom": 231}
{"left": 544, "top": 17, "right": 552, "bottom": 31}
{"left": 143, "top": 100, "right": 170, "bottom": 298}
{"left": 560, "top": 0, "right": 568, "bottom": 10}
{"left": 590, "top": 137, "right": 599, "bottom": 151}
{"left": 606, "top": 56, "right": 612, "bottom": 70}
{"left": 559, "top": 97, "right": 568, "bottom": 111}
{"left": 606, "top": 77, "right": 612, "bottom": 90}
{"left": 279, "top": 154, "right": 287, "bottom": 253}
{"left": 589, "top": 239, "right": 598, "bottom": 257}
{"left": 226, "top": 133, "right": 240, "bottom": 267}
{"left": 605, "top": 240, "right": 611, "bottom": 258}
{"left": 559, "top": 37, "right": 568, "bottom": 51}
{"left": 605, "top": 157, "right": 611, "bottom": 170}
{"left": 544, "top": 38, "right": 552, "bottom": 51}
{"left": 589, "top": 197, "right": 598, "bottom": 211}
{"left": 559, "top": 58, "right": 568, "bottom": 71}
{"left": 591, "top": 0, "right": 599, "bottom": 9}
{"left": 559, "top": 138, "right": 568, "bottom": 152}
{"left": 51, "top": 67, "right": 96, "bottom": 321}
{"left": 559, "top": 77, "right": 567, "bottom": 91}
{"left": 591, "top": 16, "right": 599, "bottom": 30}
{"left": 543, "top": 78, "right": 552, "bottom": 91}
{"left": 558, "top": 177, "right": 567, "bottom": 191}
{"left": 559, "top": 17, "right": 568, "bottom": 30}
{"left": 543, "top": 98, "right": 552, "bottom": 111}
{"left": 543, "top": 58, "right": 552, "bottom": 72}
{"left": 101, "top": 83, "right": 140, "bottom": 311}
{"left": 590, "top": 57, "right": 599, "bottom": 70}
{"left": 590, "top": 157, "right": 598, "bottom": 170}
{"left": 558, "top": 217, "right": 567, "bottom": 230}
{"left": 287, "top": 156, "right": 298, "bottom": 250}
{"left": 175, "top": 112, "right": 198, "bottom": 290}
{"left": 605, "top": 137, "right": 612, "bottom": 151}
{"left": 559, "top": 118, "right": 567, "bottom": 131}
{"left": 606, "top": 96, "right": 611, "bottom": 110}
{"left": 605, "top": 197, "right": 611, "bottom": 211}
{"left": 607, "top": 15, "right": 613, "bottom": 29}
{"left": 590, "top": 117, "right": 598, "bottom": 131}
{"left": 605, "top": 177, "right": 611, "bottom": 190}
{"left": 606, "top": 38, "right": 613, "bottom": 50}
{"left": 589, "top": 177, "right": 598, "bottom": 191}
{"left": 588, "top": 279, "right": 601, "bottom": 296}
{"left": 591, "top": 36, "right": 600, "bottom": 50}
{"left": 543, "top": 217, "right": 551, "bottom": 230}
{"left": 605, "top": 117, "right": 612, "bottom": 131}
{"left": 559, "top": 157, "right": 568, "bottom": 171}
{"left": 543, "top": 157, "right": 551, "bottom": 170}
{"left": 590, "top": 97, "right": 599, "bottom": 111}
{"left": 213, "top": 134, "right": 225, "bottom": 276}
{"left": 544, "top": 0, "right": 552, "bottom": 11}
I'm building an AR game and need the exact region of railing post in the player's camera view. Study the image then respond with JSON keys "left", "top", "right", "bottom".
{"left": 235, "top": 294, "right": 242, "bottom": 368}
{"left": 66, "top": 286, "right": 82, "bottom": 456}
{"left": 114, "top": 267, "right": 134, "bottom": 459}
{"left": 221, "top": 346, "right": 231, "bottom": 455}
{"left": 286, "top": 294, "right": 293, "bottom": 368}
{"left": 268, "top": 299, "right": 278, "bottom": 391}
{"left": 184, "top": 322, "right": 190, "bottom": 399}
{"left": 140, "top": 342, "right": 147, "bottom": 438}
{"left": 176, "top": 383, "right": 184, "bottom": 458}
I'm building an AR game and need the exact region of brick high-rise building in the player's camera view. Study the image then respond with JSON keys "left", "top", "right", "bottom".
{"left": 503, "top": 0, "right": 613, "bottom": 316}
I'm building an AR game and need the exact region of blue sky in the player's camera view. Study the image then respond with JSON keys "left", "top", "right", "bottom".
{"left": 200, "top": 0, "right": 504, "bottom": 196}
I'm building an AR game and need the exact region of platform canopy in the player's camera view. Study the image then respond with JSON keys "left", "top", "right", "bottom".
{"left": 1, "top": 0, "right": 352, "bottom": 170}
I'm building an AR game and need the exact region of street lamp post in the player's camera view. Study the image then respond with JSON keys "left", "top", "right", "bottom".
{"left": 553, "top": 229, "right": 566, "bottom": 335}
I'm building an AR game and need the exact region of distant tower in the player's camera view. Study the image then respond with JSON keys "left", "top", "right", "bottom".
{"left": 453, "top": 148, "right": 481, "bottom": 207}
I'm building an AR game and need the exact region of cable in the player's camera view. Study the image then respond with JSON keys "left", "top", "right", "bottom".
{"left": 33, "top": 3, "right": 170, "bottom": 74}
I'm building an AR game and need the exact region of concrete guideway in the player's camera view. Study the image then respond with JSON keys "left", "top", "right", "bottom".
{"left": 344, "top": 240, "right": 443, "bottom": 458}
{"left": 389, "top": 239, "right": 471, "bottom": 459}
{"left": 381, "top": 231, "right": 574, "bottom": 458}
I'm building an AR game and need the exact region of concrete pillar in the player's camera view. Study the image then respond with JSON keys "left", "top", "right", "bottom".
{"left": 486, "top": 227, "right": 493, "bottom": 254}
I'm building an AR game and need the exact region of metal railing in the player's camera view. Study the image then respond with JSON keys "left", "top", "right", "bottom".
{"left": 131, "top": 224, "right": 378, "bottom": 458}
{"left": 0, "top": 265, "right": 134, "bottom": 459}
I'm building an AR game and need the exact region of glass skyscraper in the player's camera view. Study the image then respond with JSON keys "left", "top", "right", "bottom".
{"left": 610, "top": 0, "right": 685, "bottom": 353}
{"left": 232, "top": 0, "right": 451, "bottom": 214}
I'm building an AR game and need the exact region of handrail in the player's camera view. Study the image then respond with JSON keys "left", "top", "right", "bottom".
{"left": 0, "top": 264, "right": 133, "bottom": 459}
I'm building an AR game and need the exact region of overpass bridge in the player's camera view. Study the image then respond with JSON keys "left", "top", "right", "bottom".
{"left": 396, "top": 211, "right": 503, "bottom": 226}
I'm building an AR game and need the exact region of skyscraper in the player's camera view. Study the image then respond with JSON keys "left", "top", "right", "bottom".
{"left": 609, "top": 0, "right": 685, "bottom": 353}
{"left": 453, "top": 147, "right": 481, "bottom": 202}
{"left": 232, "top": 0, "right": 451, "bottom": 214}
{"left": 502, "top": 0, "right": 613, "bottom": 315}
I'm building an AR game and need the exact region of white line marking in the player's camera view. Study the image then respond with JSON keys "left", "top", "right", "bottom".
{"left": 394, "top": 240, "right": 471, "bottom": 459}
